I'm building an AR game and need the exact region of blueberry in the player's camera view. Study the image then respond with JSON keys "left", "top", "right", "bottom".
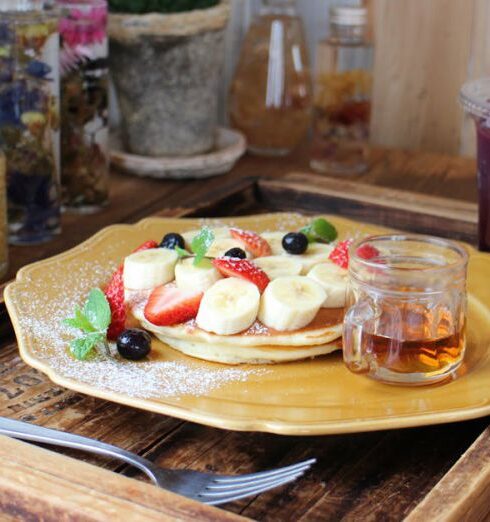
{"left": 117, "top": 329, "right": 151, "bottom": 361}
{"left": 282, "top": 232, "right": 308, "bottom": 255}
{"left": 224, "top": 247, "right": 246, "bottom": 259}
{"left": 160, "top": 232, "right": 185, "bottom": 250}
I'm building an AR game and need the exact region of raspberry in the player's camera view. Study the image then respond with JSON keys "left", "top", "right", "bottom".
{"left": 328, "top": 239, "right": 353, "bottom": 269}
{"left": 104, "top": 240, "right": 158, "bottom": 340}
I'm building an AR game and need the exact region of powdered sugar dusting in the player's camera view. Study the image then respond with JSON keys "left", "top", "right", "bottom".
{"left": 13, "top": 253, "right": 266, "bottom": 400}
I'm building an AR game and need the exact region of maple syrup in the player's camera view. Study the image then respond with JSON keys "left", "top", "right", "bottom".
{"left": 350, "top": 329, "right": 465, "bottom": 376}
{"left": 343, "top": 235, "right": 468, "bottom": 385}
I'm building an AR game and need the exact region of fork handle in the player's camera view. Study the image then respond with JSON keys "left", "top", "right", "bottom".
{"left": 0, "top": 416, "right": 158, "bottom": 485}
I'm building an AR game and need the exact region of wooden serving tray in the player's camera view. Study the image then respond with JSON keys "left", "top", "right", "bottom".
{"left": 0, "top": 172, "right": 488, "bottom": 521}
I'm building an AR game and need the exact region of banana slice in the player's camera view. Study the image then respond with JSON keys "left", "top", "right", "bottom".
{"left": 261, "top": 232, "right": 287, "bottom": 255}
{"left": 295, "top": 243, "right": 334, "bottom": 274}
{"left": 254, "top": 255, "right": 302, "bottom": 280}
{"left": 175, "top": 258, "right": 222, "bottom": 292}
{"left": 307, "top": 262, "right": 348, "bottom": 308}
{"left": 258, "top": 276, "right": 326, "bottom": 331}
{"left": 124, "top": 248, "right": 178, "bottom": 290}
{"left": 196, "top": 277, "right": 260, "bottom": 335}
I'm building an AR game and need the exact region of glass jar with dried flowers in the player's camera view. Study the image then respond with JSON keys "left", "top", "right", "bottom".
{"left": 58, "top": 0, "right": 109, "bottom": 212}
{"left": 0, "top": 0, "right": 61, "bottom": 244}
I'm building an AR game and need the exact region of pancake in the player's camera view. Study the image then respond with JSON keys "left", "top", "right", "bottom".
{"left": 157, "top": 336, "right": 342, "bottom": 365}
{"left": 131, "top": 301, "right": 344, "bottom": 364}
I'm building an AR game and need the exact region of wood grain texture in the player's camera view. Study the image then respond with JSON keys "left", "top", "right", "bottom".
{"left": 259, "top": 173, "right": 478, "bottom": 243}
{"left": 371, "top": 0, "right": 473, "bottom": 154}
{"left": 0, "top": 435, "right": 244, "bottom": 522}
{"left": 406, "top": 425, "right": 490, "bottom": 522}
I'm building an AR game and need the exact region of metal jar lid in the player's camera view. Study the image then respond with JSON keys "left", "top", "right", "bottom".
{"left": 329, "top": 6, "right": 367, "bottom": 26}
{"left": 459, "top": 78, "right": 490, "bottom": 119}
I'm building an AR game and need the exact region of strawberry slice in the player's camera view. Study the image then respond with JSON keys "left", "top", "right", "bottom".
{"left": 104, "top": 240, "right": 158, "bottom": 340}
{"left": 213, "top": 257, "right": 270, "bottom": 293}
{"left": 144, "top": 285, "right": 203, "bottom": 326}
{"left": 328, "top": 239, "right": 353, "bottom": 270}
{"left": 230, "top": 228, "right": 272, "bottom": 257}
{"left": 356, "top": 244, "right": 380, "bottom": 260}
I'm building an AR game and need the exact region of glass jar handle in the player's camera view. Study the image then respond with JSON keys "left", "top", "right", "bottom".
{"left": 343, "top": 300, "right": 375, "bottom": 373}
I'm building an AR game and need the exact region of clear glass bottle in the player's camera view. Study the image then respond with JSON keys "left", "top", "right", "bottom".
{"left": 0, "top": 152, "right": 8, "bottom": 278}
{"left": 310, "top": 6, "right": 373, "bottom": 175}
{"left": 229, "top": 0, "right": 312, "bottom": 156}
{"left": 58, "top": 0, "right": 109, "bottom": 213}
{"left": 0, "top": 0, "right": 61, "bottom": 244}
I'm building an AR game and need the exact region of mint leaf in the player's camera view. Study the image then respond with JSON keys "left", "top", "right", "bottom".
{"left": 70, "top": 332, "right": 104, "bottom": 360}
{"left": 175, "top": 246, "right": 190, "bottom": 258}
{"left": 84, "top": 288, "right": 111, "bottom": 332}
{"left": 300, "top": 218, "right": 337, "bottom": 244}
{"left": 191, "top": 227, "right": 215, "bottom": 266}
{"left": 63, "top": 307, "right": 96, "bottom": 333}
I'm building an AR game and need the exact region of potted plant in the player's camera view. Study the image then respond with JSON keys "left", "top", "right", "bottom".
{"left": 108, "top": 0, "right": 229, "bottom": 157}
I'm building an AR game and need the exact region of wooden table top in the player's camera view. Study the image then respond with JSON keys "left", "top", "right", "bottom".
{"left": 1, "top": 146, "right": 489, "bottom": 522}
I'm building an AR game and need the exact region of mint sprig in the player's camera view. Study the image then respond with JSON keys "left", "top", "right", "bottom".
{"left": 190, "top": 227, "right": 215, "bottom": 266}
{"left": 300, "top": 218, "right": 338, "bottom": 244}
{"left": 63, "top": 288, "right": 112, "bottom": 360}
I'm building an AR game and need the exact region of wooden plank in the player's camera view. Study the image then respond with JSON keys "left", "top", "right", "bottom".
{"left": 0, "top": 435, "right": 245, "bottom": 522}
{"left": 371, "top": 0, "right": 474, "bottom": 154}
{"left": 258, "top": 173, "right": 478, "bottom": 243}
{"left": 406, "top": 425, "right": 490, "bottom": 522}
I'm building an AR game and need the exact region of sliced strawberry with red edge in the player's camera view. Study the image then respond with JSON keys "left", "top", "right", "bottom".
{"left": 213, "top": 257, "right": 270, "bottom": 293}
{"left": 328, "top": 239, "right": 353, "bottom": 270}
{"left": 356, "top": 244, "right": 380, "bottom": 260}
{"left": 229, "top": 227, "right": 272, "bottom": 258}
{"left": 104, "top": 240, "right": 158, "bottom": 340}
{"left": 144, "top": 285, "right": 203, "bottom": 326}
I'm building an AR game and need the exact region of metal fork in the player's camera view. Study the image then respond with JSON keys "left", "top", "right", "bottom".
{"left": 0, "top": 416, "right": 315, "bottom": 505}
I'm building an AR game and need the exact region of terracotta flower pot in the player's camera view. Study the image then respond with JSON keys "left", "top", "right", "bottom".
{"left": 108, "top": 1, "right": 229, "bottom": 157}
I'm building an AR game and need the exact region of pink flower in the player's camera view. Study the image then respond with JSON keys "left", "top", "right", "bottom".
{"left": 59, "top": 6, "right": 107, "bottom": 47}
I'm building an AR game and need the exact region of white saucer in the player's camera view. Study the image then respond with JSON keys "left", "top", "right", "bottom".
{"left": 110, "top": 127, "right": 246, "bottom": 179}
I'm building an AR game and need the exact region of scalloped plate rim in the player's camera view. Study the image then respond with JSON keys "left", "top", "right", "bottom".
{"left": 5, "top": 213, "right": 490, "bottom": 435}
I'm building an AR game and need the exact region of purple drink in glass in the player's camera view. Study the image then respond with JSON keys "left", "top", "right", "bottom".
{"left": 476, "top": 120, "right": 490, "bottom": 250}
{"left": 460, "top": 78, "right": 490, "bottom": 251}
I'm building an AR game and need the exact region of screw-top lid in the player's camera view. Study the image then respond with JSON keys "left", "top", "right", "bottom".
{"left": 0, "top": 0, "right": 44, "bottom": 10}
{"left": 460, "top": 78, "right": 490, "bottom": 119}
{"left": 330, "top": 6, "right": 367, "bottom": 26}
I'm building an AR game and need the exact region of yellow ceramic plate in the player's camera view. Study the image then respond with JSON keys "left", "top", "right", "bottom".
{"left": 5, "top": 214, "right": 490, "bottom": 435}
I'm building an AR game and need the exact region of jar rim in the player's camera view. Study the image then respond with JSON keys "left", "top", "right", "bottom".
{"left": 459, "top": 78, "right": 490, "bottom": 119}
{"left": 349, "top": 233, "right": 469, "bottom": 273}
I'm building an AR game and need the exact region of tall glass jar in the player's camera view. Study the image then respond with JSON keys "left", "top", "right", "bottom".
{"left": 310, "top": 6, "right": 373, "bottom": 175}
{"left": 58, "top": 0, "right": 109, "bottom": 212}
{"left": 0, "top": 0, "right": 61, "bottom": 244}
{"left": 0, "top": 152, "right": 8, "bottom": 278}
{"left": 229, "top": 0, "right": 312, "bottom": 156}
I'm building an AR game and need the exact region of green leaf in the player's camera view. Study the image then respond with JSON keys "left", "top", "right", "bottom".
{"left": 300, "top": 218, "right": 338, "bottom": 244}
{"left": 191, "top": 227, "right": 215, "bottom": 266}
{"left": 70, "top": 332, "right": 104, "bottom": 361}
{"left": 62, "top": 307, "right": 96, "bottom": 333}
{"left": 175, "top": 246, "right": 190, "bottom": 258}
{"left": 83, "top": 288, "right": 111, "bottom": 332}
